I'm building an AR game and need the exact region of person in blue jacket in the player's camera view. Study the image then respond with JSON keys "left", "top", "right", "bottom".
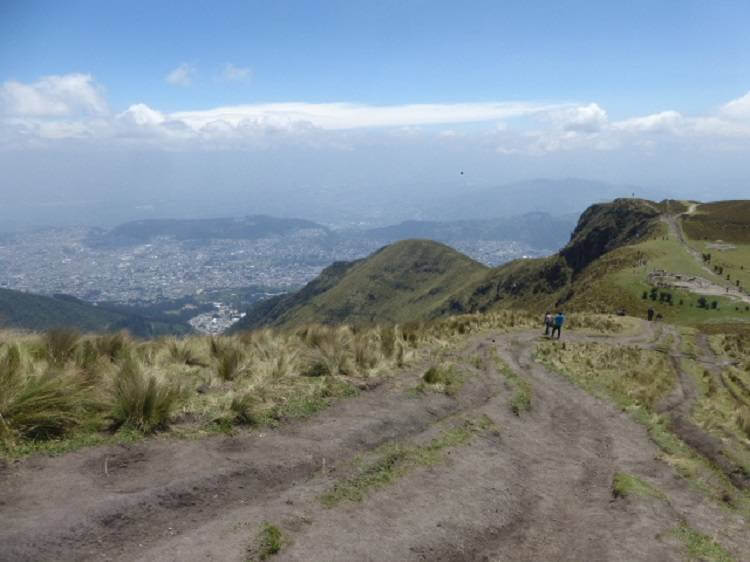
{"left": 551, "top": 311, "right": 565, "bottom": 339}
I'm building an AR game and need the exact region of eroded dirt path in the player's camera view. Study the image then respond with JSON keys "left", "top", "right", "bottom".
{"left": 660, "top": 214, "right": 750, "bottom": 304}
{"left": 1, "top": 322, "right": 748, "bottom": 561}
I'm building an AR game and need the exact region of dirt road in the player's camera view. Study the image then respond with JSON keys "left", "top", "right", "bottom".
{"left": 660, "top": 213, "right": 750, "bottom": 304}
{"left": 1, "top": 323, "right": 748, "bottom": 561}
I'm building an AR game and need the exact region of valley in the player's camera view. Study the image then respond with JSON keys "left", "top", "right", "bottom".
{"left": 1, "top": 197, "right": 749, "bottom": 561}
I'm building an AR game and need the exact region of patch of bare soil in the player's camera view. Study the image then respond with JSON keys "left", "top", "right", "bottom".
{"left": 1, "top": 323, "right": 748, "bottom": 561}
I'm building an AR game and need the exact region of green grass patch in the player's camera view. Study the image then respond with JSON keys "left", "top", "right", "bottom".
{"left": 320, "top": 415, "right": 494, "bottom": 507}
{"left": 416, "top": 363, "right": 464, "bottom": 396}
{"left": 1, "top": 427, "right": 143, "bottom": 458}
{"left": 672, "top": 523, "right": 735, "bottom": 562}
{"left": 612, "top": 472, "right": 667, "bottom": 501}
{"left": 249, "top": 522, "right": 285, "bottom": 561}
{"left": 492, "top": 353, "right": 531, "bottom": 415}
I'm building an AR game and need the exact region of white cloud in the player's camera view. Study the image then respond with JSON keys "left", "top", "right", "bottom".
{"left": 117, "top": 103, "right": 165, "bottom": 126}
{"left": 221, "top": 63, "right": 251, "bottom": 82}
{"left": 165, "top": 63, "right": 195, "bottom": 86}
{"left": 561, "top": 103, "right": 608, "bottom": 133}
{"left": 0, "top": 73, "right": 107, "bottom": 116}
{"left": 169, "top": 101, "right": 566, "bottom": 131}
{"left": 612, "top": 110, "right": 683, "bottom": 133}
{"left": 721, "top": 91, "right": 750, "bottom": 120}
{"left": 4, "top": 73, "right": 750, "bottom": 155}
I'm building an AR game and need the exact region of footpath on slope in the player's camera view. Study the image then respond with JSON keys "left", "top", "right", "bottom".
{"left": 659, "top": 213, "right": 750, "bottom": 305}
{"left": 1, "top": 321, "right": 748, "bottom": 561}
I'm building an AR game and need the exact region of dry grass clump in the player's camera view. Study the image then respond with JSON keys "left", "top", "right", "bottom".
{"left": 536, "top": 341, "right": 674, "bottom": 409}
{"left": 95, "top": 331, "right": 131, "bottom": 361}
{"left": 43, "top": 327, "right": 81, "bottom": 367}
{"left": 735, "top": 406, "right": 750, "bottom": 439}
{"left": 110, "top": 357, "right": 182, "bottom": 433}
{"left": 0, "top": 344, "right": 92, "bottom": 447}
{"left": 2, "top": 308, "right": 568, "bottom": 455}
{"left": 216, "top": 346, "right": 244, "bottom": 381}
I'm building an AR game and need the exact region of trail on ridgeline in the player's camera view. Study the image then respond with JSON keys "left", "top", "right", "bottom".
{"left": 1, "top": 321, "right": 748, "bottom": 561}
{"left": 660, "top": 212, "right": 750, "bottom": 305}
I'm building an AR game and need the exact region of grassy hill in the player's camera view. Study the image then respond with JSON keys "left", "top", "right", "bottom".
{"left": 448, "top": 198, "right": 662, "bottom": 314}
{"left": 0, "top": 288, "right": 191, "bottom": 336}
{"left": 231, "top": 240, "right": 488, "bottom": 330}
{"left": 682, "top": 200, "right": 750, "bottom": 243}
{"left": 235, "top": 198, "right": 750, "bottom": 330}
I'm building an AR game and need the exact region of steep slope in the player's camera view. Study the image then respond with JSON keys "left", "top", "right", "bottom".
{"left": 449, "top": 198, "right": 663, "bottom": 314}
{"left": 0, "top": 288, "right": 190, "bottom": 336}
{"left": 232, "top": 240, "right": 488, "bottom": 330}
{"left": 235, "top": 198, "right": 749, "bottom": 330}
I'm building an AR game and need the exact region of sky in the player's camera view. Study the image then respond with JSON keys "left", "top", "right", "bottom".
{"left": 1, "top": 0, "right": 749, "bottom": 227}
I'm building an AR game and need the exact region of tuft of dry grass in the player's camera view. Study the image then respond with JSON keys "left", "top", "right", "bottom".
{"left": 0, "top": 344, "right": 92, "bottom": 446}
{"left": 110, "top": 357, "right": 182, "bottom": 433}
{"left": 2, "top": 308, "right": 564, "bottom": 455}
{"left": 44, "top": 328, "right": 81, "bottom": 367}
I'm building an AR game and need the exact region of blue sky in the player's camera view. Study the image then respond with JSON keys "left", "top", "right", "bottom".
{"left": 3, "top": 0, "right": 749, "bottom": 114}
{"left": 1, "top": 1, "right": 750, "bottom": 226}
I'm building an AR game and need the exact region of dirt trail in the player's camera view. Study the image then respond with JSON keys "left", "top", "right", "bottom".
{"left": 660, "top": 214, "right": 750, "bottom": 304}
{"left": 1, "top": 323, "right": 748, "bottom": 561}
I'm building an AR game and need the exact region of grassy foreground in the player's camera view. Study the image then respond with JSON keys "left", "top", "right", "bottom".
{"left": 2, "top": 310, "right": 577, "bottom": 457}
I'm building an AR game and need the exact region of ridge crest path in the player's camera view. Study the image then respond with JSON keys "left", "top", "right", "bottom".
{"left": 1, "top": 322, "right": 748, "bottom": 561}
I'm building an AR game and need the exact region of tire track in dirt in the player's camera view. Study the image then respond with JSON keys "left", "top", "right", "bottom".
{"left": 2, "top": 323, "right": 749, "bottom": 561}
{"left": 0, "top": 358, "right": 499, "bottom": 562}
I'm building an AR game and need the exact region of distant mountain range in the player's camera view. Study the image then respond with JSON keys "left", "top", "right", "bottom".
{"left": 361, "top": 212, "right": 576, "bottom": 251}
{"left": 87, "top": 215, "right": 330, "bottom": 247}
{"left": 423, "top": 178, "right": 650, "bottom": 220}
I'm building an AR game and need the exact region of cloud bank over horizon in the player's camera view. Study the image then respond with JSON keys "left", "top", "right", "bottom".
{"left": 2, "top": 72, "right": 750, "bottom": 157}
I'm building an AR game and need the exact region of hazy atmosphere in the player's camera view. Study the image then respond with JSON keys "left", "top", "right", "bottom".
{"left": 2, "top": 1, "right": 750, "bottom": 229}
{"left": 4, "top": 3, "right": 750, "bottom": 561}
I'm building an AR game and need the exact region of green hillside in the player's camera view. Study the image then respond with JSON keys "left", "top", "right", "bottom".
{"left": 682, "top": 200, "right": 750, "bottom": 243}
{"left": 235, "top": 198, "right": 750, "bottom": 331}
{"left": 231, "top": 239, "right": 488, "bottom": 330}
{"left": 0, "top": 288, "right": 191, "bottom": 336}
{"left": 445, "top": 198, "right": 661, "bottom": 315}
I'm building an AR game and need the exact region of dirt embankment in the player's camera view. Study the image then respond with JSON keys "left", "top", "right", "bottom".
{"left": 1, "top": 323, "right": 748, "bottom": 561}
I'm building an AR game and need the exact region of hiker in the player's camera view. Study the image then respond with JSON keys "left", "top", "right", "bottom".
{"left": 647, "top": 307, "right": 654, "bottom": 321}
{"left": 551, "top": 311, "right": 565, "bottom": 339}
{"left": 543, "top": 311, "right": 553, "bottom": 336}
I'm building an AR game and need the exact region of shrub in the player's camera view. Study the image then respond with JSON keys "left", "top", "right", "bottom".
{"left": 110, "top": 358, "right": 181, "bottom": 433}
{"left": 44, "top": 328, "right": 80, "bottom": 367}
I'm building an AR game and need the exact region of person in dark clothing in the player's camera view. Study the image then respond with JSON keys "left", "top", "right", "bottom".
{"left": 551, "top": 311, "right": 565, "bottom": 339}
{"left": 543, "top": 311, "right": 553, "bottom": 336}
{"left": 647, "top": 307, "right": 654, "bottom": 321}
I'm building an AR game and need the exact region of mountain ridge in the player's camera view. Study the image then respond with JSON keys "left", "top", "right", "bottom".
{"left": 235, "top": 197, "right": 699, "bottom": 330}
